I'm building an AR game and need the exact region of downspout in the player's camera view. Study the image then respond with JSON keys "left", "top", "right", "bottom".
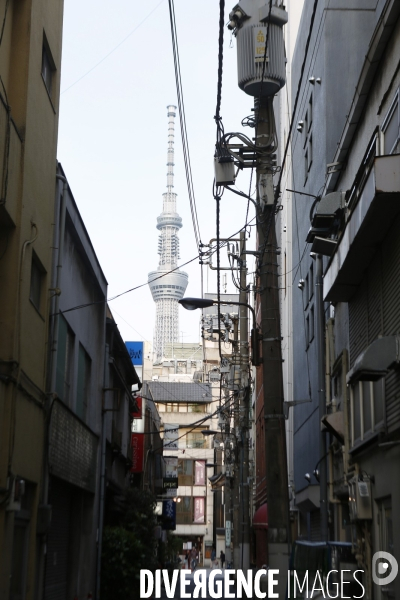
{"left": 49, "top": 174, "right": 68, "bottom": 393}
{"left": 96, "top": 342, "right": 109, "bottom": 600}
{"left": 316, "top": 255, "right": 328, "bottom": 542}
{"left": 38, "top": 172, "right": 68, "bottom": 600}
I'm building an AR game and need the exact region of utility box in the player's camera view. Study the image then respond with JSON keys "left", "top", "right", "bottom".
{"left": 348, "top": 477, "right": 372, "bottom": 521}
{"left": 229, "top": 0, "right": 288, "bottom": 97}
{"left": 214, "top": 156, "right": 235, "bottom": 186}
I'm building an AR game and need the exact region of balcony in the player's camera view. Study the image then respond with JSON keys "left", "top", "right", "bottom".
{"left": 324, "top": 155, "right": 400, "bottom": 302}
{"left": 0, "top": 93, "right": 22, "bottom": 229}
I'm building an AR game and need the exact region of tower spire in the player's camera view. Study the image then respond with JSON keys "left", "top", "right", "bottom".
{"left": 148, "top": 106, "right": 188, "bottom": 363}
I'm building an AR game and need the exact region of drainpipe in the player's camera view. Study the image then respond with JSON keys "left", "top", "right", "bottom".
{"left": 316, "top": 255, "right": 328, "bottom": 541}
{"left": 49, "top": 174, "right": 68, "bottom": 393}
{"left": 96, "top": 342, "right": 109, "bottom": 600}
{"left": 37, "top": 172, "right": 68, "bottom": 600}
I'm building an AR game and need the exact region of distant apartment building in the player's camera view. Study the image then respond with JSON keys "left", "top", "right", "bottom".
{"left": 142, "top": 378, "right": 218, "bottom": 565}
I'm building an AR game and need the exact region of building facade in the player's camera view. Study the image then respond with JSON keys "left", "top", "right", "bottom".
{"left": 290, "top": 0, "right": 379, "bottom": 539}
{"left": 143, "top": 379, "right": 218, "bottom": 566}
{"left": 290, "top": 0, "right": 400, "bottom": 596}
{"left": 0, "top": 2, "right": 64, "bottom": 598}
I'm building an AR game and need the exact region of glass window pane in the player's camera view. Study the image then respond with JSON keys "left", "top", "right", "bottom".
{"left": 373, "top": 379, "right": 384, "bottom": 425}
{"left": 362, "top": 382, "right": 372, "bottom": 434}
{"left": 353, "top": 384, "right": 361, "bottom": 442}
{"left": 178, "top": 459, "right": 193, "bottom": 485}
{"left": 383, "top": 104, "right": 398, "bottom": 154}
{"left": 188, "top": 404, "right": 205, "bottom": 413}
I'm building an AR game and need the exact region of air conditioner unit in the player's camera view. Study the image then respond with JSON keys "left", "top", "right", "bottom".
{"left": 312, "top": 191, "right": 345, "bottom": 229}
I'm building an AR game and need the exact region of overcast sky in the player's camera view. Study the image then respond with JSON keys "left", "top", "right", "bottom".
{"left": 58, "top": 0, "right": 256, "bottom": 347}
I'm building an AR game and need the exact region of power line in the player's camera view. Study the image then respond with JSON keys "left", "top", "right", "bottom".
{"left": 167, "top": 0, "right": 201, "bottom": 249}
{"left": 57, "top": 218, "right": 256, "bottom": 317}
{"left": 61, "top": 0, "right": 166, "bottom": 94}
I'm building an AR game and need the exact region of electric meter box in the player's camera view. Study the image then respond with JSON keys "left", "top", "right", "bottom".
{"left": 214, "top": 156, "right": 235, "bottom": 186}
{"left": 348, "top": 477, "right": 372, "bottom": 521}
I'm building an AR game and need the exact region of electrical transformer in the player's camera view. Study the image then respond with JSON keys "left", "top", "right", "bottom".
{"left": 228, "top": 0, "right": 288, "bottom": 97}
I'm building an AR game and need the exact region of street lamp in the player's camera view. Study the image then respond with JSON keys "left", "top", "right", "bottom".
{"left": 178, "top": 297, "right": 260, "bottom": 366}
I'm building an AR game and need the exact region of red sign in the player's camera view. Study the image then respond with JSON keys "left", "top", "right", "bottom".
{"left": 131, "top": 433, "right": 144, "bottom": 472}
{"left": 131, "top": 396, "right": 142, "bottom": 419}
{"left": 195, "top": 461, "right": 205, "bottom": 485}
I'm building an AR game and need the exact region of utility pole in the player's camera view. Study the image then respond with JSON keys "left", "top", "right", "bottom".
{"left": 224, "top": 2, "right": 290, "bottom": 593}
{"left": 256, "top": 95, "right": 290, "bottom": 595}
{"left": 239, "top": 231, "right": 250, "bottom": 570}
{"left": 231, "top": 315, "right": 241, "bottom": 568}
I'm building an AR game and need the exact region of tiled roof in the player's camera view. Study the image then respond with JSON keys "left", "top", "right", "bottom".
{"left": 145, "top": 381, "right": 212, "bottom": 403}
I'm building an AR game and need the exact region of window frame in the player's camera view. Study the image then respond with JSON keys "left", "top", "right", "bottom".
{"left": 350, "top": 379, "right": 385, "bottom": 447}
{"left": 29, "top": 251, "right": 46, "bottom": 314}
{"left": 41, "top": 33, "right": 56, "bottom": 101}
{"left": 381, "top": 87, "right": 399, "bottom": 155}
{"left": 76, "top": 343, "right": 91, "bottom": 421}
{"left": 55, "top": 315, "right": 75, "bottom": 404}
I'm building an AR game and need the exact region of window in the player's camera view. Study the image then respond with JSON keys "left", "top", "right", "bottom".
{"left": 188, "top": 403, "right": 206, "bottom": 413}
{"left": 309, "top": 263, "right": 314, "bottom": 300}
{"left": 194, "top": 460, "right": 205, "bottom": 485}
{"left": 308, "top": 94, "right": 313, "bottom": 131}
{"left": 157, "top": 402, "right": 206, "bottom": 413}
{"left": 76, "top": 344, "right": 91, "bottom": 421}
{"left": 41, "top": 35, "right": 56, "bottom": 97}
{"left": 178, "top": 459, "right": 193, "bottom": 486}
{"left": 177, "top": 459, "right": 206, "bottom": 486}
{"left": 303, "top": 94, "right": 313, "bottom": 180}
{"left": 304, "top": 274, "right": 309, "bottom": 305}
{"left": 309, "top": 305, "right": 314, "bottom": 343}
{"left": 175, "top": 496, "right": 205, "bottom": 525}
{"left": 308, "top": 135, "right": 313, "bottom": 170}
{"left": 193, "top": 497, "right": 205, "bottom": 524}
{"left": 176, "top": 497, "right": 193, "bottom": 525}
{"left": 304, "top": 149, "right": 309, "bottom": 183}
{"left": 350, "top": 379, "right": 384, "bottom": 446}
{"left": 186, "top": 432, "right": 206, "bottom": 449}
{"left": 382, "top": 89, "right": 399, "bottom": 155}
{"left": 55, "top": 316, "right": 75, "bottom": 404}
{"left": 30, "top": 253, "right": 45, "bottom": 312}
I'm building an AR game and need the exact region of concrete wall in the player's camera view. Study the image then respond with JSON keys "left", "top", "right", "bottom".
{"left": 0, "top": 0, "right": 64, "bottom": 597}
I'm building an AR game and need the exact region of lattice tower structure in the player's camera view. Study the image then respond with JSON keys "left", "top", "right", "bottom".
{"left": 148, "top": 105, "right": 188, "bottom": 363}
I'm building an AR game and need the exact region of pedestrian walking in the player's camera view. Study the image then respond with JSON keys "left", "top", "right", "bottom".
{"left": 211, "top": 546, "right": 217, "bottom": 569}
{"left": 190, "top": 546, "right": 198, "bottom": 570}
{"left": 220, "top": 550, "right": 225, "bottom": 569}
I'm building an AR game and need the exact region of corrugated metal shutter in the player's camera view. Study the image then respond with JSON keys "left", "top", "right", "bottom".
{"left": 385, "top": 369, "right": 400, "bottom": 433}
{"left": 366, "top": 253, "right": 383, "bottom": 344}
{"left": 382, "top": 221, "right": 400, "bottom": 333}
{"left": 348, "top": 217, "right": 400, "bottom": 433}
{"left": 44, "top": 478, "right": 72, "bottom": 600}
{"left": 382, "top": 218, "right": 400, "bottom": 433}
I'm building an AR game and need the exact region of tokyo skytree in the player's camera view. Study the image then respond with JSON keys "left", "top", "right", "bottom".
{"left": 148, "top": 106, "right": 188, "bottom": 363}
